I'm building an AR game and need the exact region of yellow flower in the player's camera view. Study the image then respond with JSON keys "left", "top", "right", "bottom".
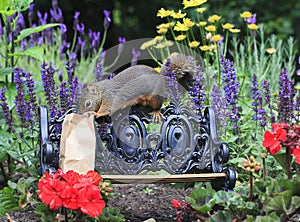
{"left": 157, "top": 8, "right": 174, "bottom": 18}
{"left": 209, "top": 44, "right": 217, "bottom": 51}
{"left": 174, "top": 21, "right": 189, "bottom": 31}
{"left": 171, "top": 10, "right": 186, "bottom": 19}
{"left": 205, "top": 25, "right": 216, "bottom": 32}
{"left": 140, "top": 39, "right": 157, "bottom": 50}
{"left": 195, "top": 7, "right": 206, "bottom": 13}
{"left": 155, "top": 42, "right": 166, "bottom": 49}
{"left": 197, "top": 21, "right": 207, "bottom": 26}
{"left": 157, "top": 27, "right": 168, "bottom": 34}
{"left": 222, "top": 23, "right": 234, "bottom": 30}
{"left": 156, "top": 22, "right": 175, "bottom": 29}
{"left": 208, "top": 14, "right": 221, "bottom": 23}
{"left": 189, "top": 41, "right": 200, "bottom": 48}
{"left": 183, "top": 18, "right": 195, "bottom": 28}
{"left": 240, "top": 11, "right": 252, "bottom": 19}
{"left": 248, "top": 23, "right": 259, "bottom": 30}
{"left": 266, "top": 48, "right": 276, "bottom": 54}
{"left": 200, "top": 45, "right": 210, "bottom": 51}
{"left": 176, "top": 34, "right": 187, "bottom": 41}
{"left": 229, "top": 28, "right": 240, "bottom": 33}
{"left": 165, "top": 40, "right": 174, "bottom": 47}
{"left": 154, "top": 35, "right": 164, "bottom": 40}
{"left": 154, "top": 67, "right": 161, "bottom": 73}
{"left": 211, "top": 34, "right": 222, "bottom": 42}
{"left": 182, "top": 0, "right": 207, "bottom": 9}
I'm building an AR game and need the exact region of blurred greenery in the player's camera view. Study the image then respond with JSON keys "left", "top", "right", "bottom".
{"left": 32, "top": 0, "right": 300, "bottom": 53}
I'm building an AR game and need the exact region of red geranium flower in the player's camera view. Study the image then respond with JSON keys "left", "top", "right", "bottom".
{"left": 38, "top": 179, "right": 66, "bottom": 210}
{"left": 172, "top": 199, "right": 181, "bottom": 209}
{"left": 292, "top": 148, "right": 300, "bottom": 164}
{"left": 61, "top": 170, "right": 80, "bottom": 185}
{"left": 262, "top": 125, "right": 287, "bottom": 155}
{"left": 78, "top": 185, "right": 106, "bottom": 218}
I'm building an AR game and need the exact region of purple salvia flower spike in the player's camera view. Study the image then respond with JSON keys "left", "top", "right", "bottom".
{"left": 277, "top": 69, "right": 295, "bottom": 123}
{"left": 220, "top": 55, "right": 241, "bottom": 129}
{"left": 189, "top": 65, "right": 206, "bottom": 116}
{"left": 103, "top": 10, "right": 111, "bottom": 30}
{"left": 0, "top": 87, "right": 14, "bottom": 131}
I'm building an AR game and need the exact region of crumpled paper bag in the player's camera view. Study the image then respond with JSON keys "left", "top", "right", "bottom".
{"left": 59, "top": 113, "right": 96, "bottom": 174}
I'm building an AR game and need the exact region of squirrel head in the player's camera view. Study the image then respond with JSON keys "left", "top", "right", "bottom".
{"left": 78, "top": 83, "right": 102, "bottom": 114}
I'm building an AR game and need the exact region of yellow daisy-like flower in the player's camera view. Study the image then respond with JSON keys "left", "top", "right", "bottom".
{"left": 200, "top": 45, "right": 210, "bottom": 51}
{"left": 157, "top": 8, "right": 174, "bottom": 18}
{"left": 182, "top": 0, "right": 207, "bottom": 9}
{"left": 154, "top": 35, "right": 164, "bottom": 40}
{"left": 155, "top": 42, "right": 166, "bottom": 49}
{"left": 197, "top": 21, "right": 207, "bottom": 26}
{"left": 140, "top": 39, "right": 157, "bottom": 50}
{"left": 205, "top": 25, "right": 216, "bottom": 32}
{"left": 195, "top": 7, "right": 206, "bottom": 13}
{"left": 189, "top": 41, "right": 200, "bottom": 48}
{"left": 154, "top": 67, "right": 161, "bottom": 73}
{"left": 209, "top": 44, "right": 217, "bottom": 51}
{"left": 165, "top": 40, "right": 174, "bottom": 47}
{"left": 156, "top": 22, "right": 175, "bottom": 29}
{"left": 229, "top": 28, "right": 240, "bottom": 33}
{"left": 240, "top": 11, "right": 252, "bottom": 19}
{"left": 171, "top": 10, "right": 186, "bottom": 19}
{"left": 183, "top": 18, "right": 195, "bottom": 28}
{"left": 211, "top": 34, "right": 222, "bottom": 42}
{"left": 157, "top": 27, "right": 168, "bottom": 34}
{"left": 176, "top": 34, "right": 187, "bottom": 41}
{"left": 222, "top": 23, "right": 234, "bottom": 30}
{"left": 174, "top": 21, "right": 189, "bottom": 31}
{"left": 208, "top": 14, "right": 221, "bottom": 23}
{"left": 266, "top": 48, "right": 276, "bottom": 54}
{"left": 248, "top": 23, "right": 259, "bottom": 30}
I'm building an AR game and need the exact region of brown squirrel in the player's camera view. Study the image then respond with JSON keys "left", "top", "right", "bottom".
{"left": 78, "top": 53, "right": 196, "bottom": 122}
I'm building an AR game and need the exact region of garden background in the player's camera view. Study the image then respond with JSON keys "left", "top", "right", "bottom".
{"left": 1, "top": 0, "right": 300, "bottom": 221}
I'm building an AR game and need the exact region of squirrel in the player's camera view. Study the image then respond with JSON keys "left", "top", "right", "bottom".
{"left": 78, "top": 53, "right": 197, "bottom": 122}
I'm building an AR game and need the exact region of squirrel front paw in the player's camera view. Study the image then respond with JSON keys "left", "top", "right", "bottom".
{"left": 149, "top": 111, "right": 165, "bottom": 123}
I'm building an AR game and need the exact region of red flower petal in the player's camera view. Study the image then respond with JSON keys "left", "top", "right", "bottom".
{"left": 171, "top": 199, "right": 181, "bottom": 208}
{"left": 275, "top": 127, "right": 287, "bottom": 141}
{"left": 292, "top": 148, "right": 300, "bottom": 164}
{"left": 268, "top": 141, "right": 281, "bottom": 155}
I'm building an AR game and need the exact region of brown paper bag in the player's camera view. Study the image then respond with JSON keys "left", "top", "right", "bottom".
{"left": 59, "top": 113, "right": 96, "bottom": 174}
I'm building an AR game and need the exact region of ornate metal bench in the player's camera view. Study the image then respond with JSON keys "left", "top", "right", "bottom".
{"left": 38, "top": 101, "right": 236, "bottom": 191}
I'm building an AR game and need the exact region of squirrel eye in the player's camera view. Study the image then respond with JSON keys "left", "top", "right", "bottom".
{"left": 85, "top": 100, "right": 92, "bottom": 108}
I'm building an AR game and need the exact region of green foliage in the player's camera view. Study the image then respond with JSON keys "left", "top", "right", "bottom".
{"left": 97, "top": 207, "right": 126, "bottom": 222}
{"left": 35, "top": 203, "right": 58, "bottom": 222}
{"left": 0, "top": 187, "right": 19, "bottom": 216}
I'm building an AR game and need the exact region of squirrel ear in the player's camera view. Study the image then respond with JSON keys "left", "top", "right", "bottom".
{"left": 84, "top": 83, "right": 99, "bottom": 94}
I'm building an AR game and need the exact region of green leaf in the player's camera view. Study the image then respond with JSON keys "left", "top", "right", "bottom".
{"left": 0, "top": 0, "right": 9, "bottom": 10}
{"left": 0, "top": 67, "right": 13, "bottom": 77}
{"left": 10, "top": 46, "right": 44, "bottom": 61}
{"left": 0, "top": 187, "right": 19, "bottom": 216}
{"left": 0, "top": 9, "right": 16, "bottom": 16}
{"left": 14, "top": 0, "right": 33, "bottom": 12}
{"left": 15, "top": 23, "right": 60, "bottom": 43}
{"left": 273, "top": 152, "right": 292, "bottom": 173}
{"left": 187, "top": 188, "right": 216, "bottom": 213}
{"left": 254, "top": 212, "right": 280, "bottom": 222}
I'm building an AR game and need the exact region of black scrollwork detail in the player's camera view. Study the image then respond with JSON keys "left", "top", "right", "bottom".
{"left": 38, "top": 101, "right": 236, "bottom": 190}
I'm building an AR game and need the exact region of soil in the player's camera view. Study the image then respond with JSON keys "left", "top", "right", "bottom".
{"left": 0, "top": 183, "right": 198, "bottom": 222}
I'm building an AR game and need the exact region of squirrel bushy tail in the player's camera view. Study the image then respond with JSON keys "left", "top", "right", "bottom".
{"left": 160, "top": 53, "right": 196, "bottom": 91}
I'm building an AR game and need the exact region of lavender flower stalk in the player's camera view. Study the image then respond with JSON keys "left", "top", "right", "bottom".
{"left": 262, "top": 80, "right": 275, "bottom": 123}
{"left": 131, "top": 48, "right": 141, "bottom": 66}
{"left": 189, "top": 65, "right": 206, "bottom": 116}
{"left": 164, "top": 59, "right": 180, "bottom": 101}
{"left": 277, "top": 69, "right": 295, "bottom": 123}
{"left": 211, "top": 85, "right": 227, "bottom": 128}
{"left": 220, "top": 55, "right": 240, "bottom": 129}
{"left": 250, "top": 74, "right": 266, "bottom": 128}
{"left": 14, "top": 67, "right": 27, "bottom": 124}
{"left": 40, "top": 63, "right": 58, "bottom": 118}
{"left": 94, "top": 57, "right": 104, "bottom": 82}
{"left": 0, "top": 87, "right": 13, "bottom": 131}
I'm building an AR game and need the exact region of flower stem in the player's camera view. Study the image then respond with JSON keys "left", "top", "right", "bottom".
{"left": 286, "top": 147, "right": 292, "bottom": 180}
{"left": 249, "top": 172, "right": 253, "bottom": 201}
